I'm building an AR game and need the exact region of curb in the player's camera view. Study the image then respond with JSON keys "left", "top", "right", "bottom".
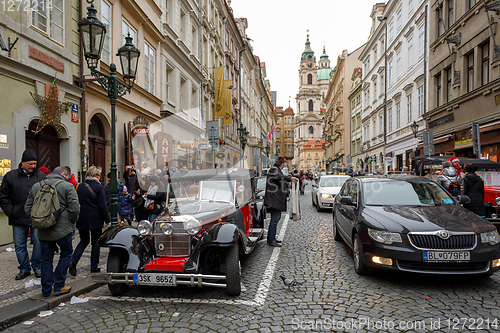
{"left": 0, "top": 277, "right": 104, "bottom": 331}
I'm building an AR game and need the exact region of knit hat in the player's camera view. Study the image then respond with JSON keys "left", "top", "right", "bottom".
{"left": 123, "top": 185, "right": 128, "bottom": 192}
{"left": 21, "top": 149, "right": 37, "bottom": 162}
{"left": 39, "top": 166, "right": 50, "bottom": 174}
{"left": 464, "top": 164, "right": 477, "bottom": 173}
{"left": 107, "top": 172, "right": 111, "bottom": 179}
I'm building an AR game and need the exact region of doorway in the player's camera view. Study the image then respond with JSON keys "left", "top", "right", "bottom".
{"left": 88, "top": 115, "right": 107, "bottom": 173}
{"left": 25, "top": 120, "right": 61, "bottom": 171}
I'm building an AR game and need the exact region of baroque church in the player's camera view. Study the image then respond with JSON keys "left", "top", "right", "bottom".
{"left": 293, "top": 33, "right": 332, "bottom": 169}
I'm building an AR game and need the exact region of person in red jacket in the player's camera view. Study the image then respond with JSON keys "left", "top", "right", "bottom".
{"left": 439, "top": 157, "right": 465, "bottom": 178}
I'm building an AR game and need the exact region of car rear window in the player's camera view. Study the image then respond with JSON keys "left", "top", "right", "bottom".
{"left": 362, "top": 180, "right": 454, "bottom": 206}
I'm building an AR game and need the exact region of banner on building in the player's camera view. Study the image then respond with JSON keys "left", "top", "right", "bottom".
{"left": 157, "top": 132, "right": 173, "bottom": 169}
{"left": 223, "top": 80, "right": 233, "bottom": 126}
{"left": 214, "top": 67, "right": 224, "bottom": 118}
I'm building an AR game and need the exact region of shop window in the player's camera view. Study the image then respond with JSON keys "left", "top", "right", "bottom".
{"left": 482, "top": 145, "right": 497, "bottom": 162}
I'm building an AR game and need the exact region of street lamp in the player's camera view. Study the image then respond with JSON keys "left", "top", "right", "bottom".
{"left": 410, "top": 120, "right": 419, "bottom": 138}
{"left": 78, "top": 2, "right": 140, "bottom": 227}
{"left": 237, "top": 122, "right": 249, "bottom": 166}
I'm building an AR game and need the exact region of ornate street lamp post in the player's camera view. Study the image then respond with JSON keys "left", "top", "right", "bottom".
{"left": 237, "top": 122, "right": 249, "bottom": 168}
{"left": 78, "top": 2, "right": 140, "bottom": 227}
{"left": 410, "top": 120, "right": 419, "bottom": 138}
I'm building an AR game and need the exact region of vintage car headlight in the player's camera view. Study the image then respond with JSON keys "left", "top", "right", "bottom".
{"left": 320, "top": 193, "right": 332, "bottom": 198}
{"left": 137, "top": 220, "right": 152, "bottom": 236}
{"left": 185, "top": 218, "right": 202, "bottom": 236}
{"left": 481, "top": 230, "right": 500, "bottom": 245}
{"left": 496, "top": 197, "right": 500, "bottom": 206}
{"left": 368, "top": 228, "right": 402, "bottom": 244}
{"left": 161, "top": 223, "right": 174, "bottom": 236}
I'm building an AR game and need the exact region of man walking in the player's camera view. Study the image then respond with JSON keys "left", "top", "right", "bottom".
{"left": 25, "top": 166, "right": 80, "bottom": 298}
{"left": 263, "top": 157, "right": 298, "bottom": 247}
{"left": 0, "top": 149, "right": 45, "bottom": 280}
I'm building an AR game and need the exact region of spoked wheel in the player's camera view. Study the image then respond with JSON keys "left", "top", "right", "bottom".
{"left": 107, "top": 249, "right": 129, "bottom": 296}
{"left": 225, "top": 243, "right": 241, "bottom": 296}
{"left": 353, "top": 234, "right": 369, "bottom": 275}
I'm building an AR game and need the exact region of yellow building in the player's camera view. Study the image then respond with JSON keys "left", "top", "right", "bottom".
{"left": 299, "top": 139, "right": 325, "bottom": 171}
{"left": 276, "top": 106, "right": 295, "bottom": 166}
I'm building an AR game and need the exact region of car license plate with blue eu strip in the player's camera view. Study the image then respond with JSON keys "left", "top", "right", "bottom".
{"left": 133, "top": 273, "right": 176, "bottom": 285}
{"left": 423, "top": 251, "right": 470, "bottom": 262}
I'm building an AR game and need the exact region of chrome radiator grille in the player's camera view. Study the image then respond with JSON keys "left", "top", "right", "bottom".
{"left": 154, "top": 221, "right": 190, "bottom": 256}
{"left": 408, "top": 233, "right": 476, "bottom": 250}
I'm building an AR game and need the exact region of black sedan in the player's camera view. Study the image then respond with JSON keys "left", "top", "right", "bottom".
{"left": 333, "top": 175, "right": 500, "bottom": 275}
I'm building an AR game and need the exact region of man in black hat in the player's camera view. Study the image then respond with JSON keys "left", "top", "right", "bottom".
{"left": 0, "top": 149, "right": 45, "bottom": 280}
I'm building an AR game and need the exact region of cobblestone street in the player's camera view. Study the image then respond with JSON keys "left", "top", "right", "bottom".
{"left": 7, "top": 185, "right": 500, "bottom": 332}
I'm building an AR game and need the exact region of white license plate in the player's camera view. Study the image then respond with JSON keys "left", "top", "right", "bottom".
{"left": 133, "top": 273, "right": 176, "bottom": 286}
{"left": 423, "top": 251, "right": 470, "bottom": 262}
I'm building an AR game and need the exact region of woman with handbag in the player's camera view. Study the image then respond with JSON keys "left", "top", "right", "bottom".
{"left": 69, "top": 166, "right": 110, "bottom": 276}
{"left": 143, "top": 175, "right": 166, "bottom": 222}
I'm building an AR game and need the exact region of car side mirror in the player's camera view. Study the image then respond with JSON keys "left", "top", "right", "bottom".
{"left": 340, "top": 196, "right": 355, "bottom": 205}
{"left": 456, "top": 195, "right": 471, "bottom": 205}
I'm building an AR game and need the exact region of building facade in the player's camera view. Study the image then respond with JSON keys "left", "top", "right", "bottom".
{"left": 275, "top": 105, "right": 295, "bottom": 166}
{"left": 425, "top": 0, "right": 500, "bottom": 162}
{"left": 299, "top": 139, "right": 325, "bottom": 171}
{"left": 348, "top": 68, "right": 364, "bottom": 171}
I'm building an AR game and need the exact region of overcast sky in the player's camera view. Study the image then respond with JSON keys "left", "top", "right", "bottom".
{"left": 230, "top": 0, "right": 379, "bottom": 108}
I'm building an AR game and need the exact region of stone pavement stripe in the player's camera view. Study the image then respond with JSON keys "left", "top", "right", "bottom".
{"left": 253, "top": 212, "right": 290, "bottom": 306}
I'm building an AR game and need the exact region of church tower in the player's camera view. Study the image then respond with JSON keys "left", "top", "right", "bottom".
{"left": 293, "top": 33, "right": 328, "bottom": 169}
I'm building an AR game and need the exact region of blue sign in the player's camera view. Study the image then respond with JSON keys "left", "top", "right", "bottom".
{"left": 71, "top": 104, "right": 78, "bottom": 113}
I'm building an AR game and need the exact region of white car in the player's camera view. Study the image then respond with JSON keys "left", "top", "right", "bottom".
{"left": 311, "top": 175, "right": 350, "bottom": 211}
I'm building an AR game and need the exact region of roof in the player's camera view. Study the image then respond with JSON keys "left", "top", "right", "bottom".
{"left": 284, "top": 106, "right": 294, "bottom": 114}
{"left": 317, "top": 68, "right": 332, "bottom": 80}
{"left": 355, "top": 175, "right": 437, "bottom": 183}
{"left": 170, "top": 168, "right": 254, "bottom": 182}
{"left": 300, "top": 139, "right": 325, "bottom": 150}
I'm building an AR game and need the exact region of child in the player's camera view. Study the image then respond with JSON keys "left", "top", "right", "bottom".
{"left": 118, "top": 185, "right": 134, "bottom": 226}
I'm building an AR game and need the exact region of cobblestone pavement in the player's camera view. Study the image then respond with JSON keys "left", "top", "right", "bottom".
{"left": 7, "top": 185, "right": 500, "bottom": 332}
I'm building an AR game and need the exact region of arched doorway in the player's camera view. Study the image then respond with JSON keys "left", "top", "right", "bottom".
{"left": 25, "top": 120, "right": 61, "bottom": 171}
{"left": 88, "top": 115, "right": 106, "bottom": 172}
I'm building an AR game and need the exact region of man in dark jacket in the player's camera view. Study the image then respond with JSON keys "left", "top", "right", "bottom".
{"left": 0, "top": 149, "right": 45, "bottom": 280}
{"left": 463, "top": 164, "right": 486, "bottom": 217}
{"left": 263, "top": 157, "right": 298, "bottom": 247}
{"left": 25, "top": 166, "right": 80, "bottom": 298}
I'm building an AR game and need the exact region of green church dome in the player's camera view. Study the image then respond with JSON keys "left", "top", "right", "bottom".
{"left": 301, "top": 33, "right": 315, "bottom": 62}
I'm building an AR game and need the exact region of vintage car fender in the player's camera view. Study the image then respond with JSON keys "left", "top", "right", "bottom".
{"left": 183, "top": 222, "right": 246, "bottom": 274}
{"left": 98, "top": 226, "right": 142, "bottom": 272}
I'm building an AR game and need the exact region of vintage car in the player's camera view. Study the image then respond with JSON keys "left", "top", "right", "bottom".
{"left": 254, "top": 177, "right": 267, "bottom": 225}
{"left": 95, "top": 168, "right": 264, "bottom": 296}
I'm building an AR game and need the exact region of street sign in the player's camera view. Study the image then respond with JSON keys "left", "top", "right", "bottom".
{"left": 472, "top": 122, "right": 481, "bottom": 157}
{"left": 384, "top": 157, "right": 393, "bottom": 163}
{"left": 198, "top": 143, "right": 212, "bottom": 150}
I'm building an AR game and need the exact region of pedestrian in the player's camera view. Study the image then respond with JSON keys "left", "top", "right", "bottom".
{"left": 263, "top": 156, "right": 298, "bottom": 247}
{"left": 463, "top": 164, "right": 486, "bottom": 217}
{"left": 143, "top": 175, "right": 165, "bottom": 222}
{"left": 438, "top": 161, "right": 462, "bottom": 196}
{"left": 118, "top": 185, "right": 133, "bottom": 226}
{"left": 124, "top": 165, "right": 138, "bottom": 193}
{"left": 39, "top": 166, "right": 51, "bottom": 175}
{"left": 69, "top": 166, "right": 110, "bottom": 276}
{"left": 25, "top": 166, "right": 80, "bottom": 298}
{"left": 0, "top": 149, "right": 45, "bottom": 280}
{"left": 440, "top": 157, "right": 465, "bottom": 178}
{"left": 105, "top": 172, "right": 124, "bottom": 214}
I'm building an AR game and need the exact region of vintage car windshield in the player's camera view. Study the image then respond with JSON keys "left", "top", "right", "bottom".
{"left": 320, "top": 176, "right": 350, "bottom": 187}
{"left": 362, "top": 180, "right": 455, "bottom": 206}
{"left": 200, "top": 180, "right": 235, "bottom": 202}
{"left": 256, "top": 178, "right": 266, "bottom": 191}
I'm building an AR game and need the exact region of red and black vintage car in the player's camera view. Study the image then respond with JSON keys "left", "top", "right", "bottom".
{"left": 95, "top": 168, "right": 264, "bottom": 296}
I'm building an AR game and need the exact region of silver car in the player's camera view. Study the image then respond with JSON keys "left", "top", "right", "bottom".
{"left": 312, "top": 175, "right": 350, "bottom": 211}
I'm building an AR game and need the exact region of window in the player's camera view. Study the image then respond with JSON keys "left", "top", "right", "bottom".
{"left": 379, "top": 114, "right": 383, "bottom": 134}
{"left": 180, "top": 10, "right": 187, "bottom": 40}
{"left": 192, "top": 25, "right": 198, "bottom": 55}
{"left": 367, "top": 123, "right": 370, "bottom": 139}
{"left": 437, "top": 4, "right": 443, "bottom": 37}
{"left": 380, "top": 74, "right": 384, "bottom": 94}
{"left": 166, "top": 66, "right": 173, "bottom": 101}
{"left": 277, "top": 118, "right": 280, "bottom": 124}
{"left": 448, "top": 0, "right": 454, "bottom": 28}
{"left": 100, "top": 0, "right": 111, "bottom": 64}
{"left": 436, "top": 73, "right": 442, "bottom": 107}
{"left": 408, "top": 38, "right": 413, "bottom": 67}
{"left": 409, "top": 0, "right": 414, "bottom": 13}
{"left": 388, "top": 60, "right": 393, "bottom": 86}
{"left": 407, "top": 93, "right": 412, "bottom": 123}
{"left": 373, "top": 118, "right": 377, "bottom": 137}
{"left": 397, "top": 9, "right": 402, "bottom": 31}
{"left": 388, "top": 107, "right": 393, "bottom": 132}
{"left": 446, "top": 67, "right": 452, "bottom": 102}
{"left": 381, "top": 38, "right": 385, "bottom": 54}
{"left": 180, "top": 77, "right": 187, "bottom": 111}
{"left": 373, "top": 82, "right": 377, "bottom": 102}
{"left": 276, "top": 131, "right": 280, "bottom": 139}
{"left": 308, "top": 152, "right": 311, "bottom": 157}
{"left": 467, "top": 52, "right": 474, "bottom": 92}
{"left": 144, "top": 42, "right": 155, "bottom": 94}
{"left": 396, "top": 102, "right": 401, "bottom": 128}
{"left": 482, "top": 42, "right": 489, "bottom": 86}
{"left": 276, "top": 145, "right": 280, "bottom": 153}
{"left": 418, "top": 25, "right": 425, "bottom": 57}
{"left": 31, "top": 0, "right": 64, "bottom": 44}
{"left": 316, "top": 152, "right": 319, "bottom": 156}
{"left": 309, "top": 126, "right": 314, "bottom": 134}
{"left": 469, "top": 0, "right": 477, "bottom": 9}
{"left": 122, "top": 20, "right": 137, "bottom": 46}
{"left": 307, "top": 74, "right": 312, "bottom": 84}
{"left": 396, "top": 52, "right": 401, "bottom": 79}
{"left": 417, "top": 85, "right": 424, "bottom": 116}
{"left": 374, "top": 48, "right": 378, "bottom": 63}
{"left": 389, "top": 21, "right": 394, "bottom": 41}
{"left": 308, "top": 99, "right": 313, "bottom": 111}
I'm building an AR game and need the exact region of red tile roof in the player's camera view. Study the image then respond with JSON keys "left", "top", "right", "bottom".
{"left": 300, "top": 139, "right": 325, "bottom": 150}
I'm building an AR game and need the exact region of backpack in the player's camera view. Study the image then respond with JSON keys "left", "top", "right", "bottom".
{"left": 30, "top": 179, "right": 64, "bottom": 229}
{"left": 448, "top": 181, "right": 461, "bottom": 195}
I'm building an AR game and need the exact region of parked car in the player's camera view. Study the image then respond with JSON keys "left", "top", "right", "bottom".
{"left": 333, "top": 175, "right": 500, "bottom": 275}
{"left": 95, "top": 168, "right": 264, "bottom": 296}
{"left": 254, "top": 177, "right": 267, "bottom": 225}
{"left": 312, "top": 175, "right": 350, "bottom": 211}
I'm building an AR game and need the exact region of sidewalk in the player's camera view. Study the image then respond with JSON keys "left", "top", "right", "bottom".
{"left": 0, "top": 231, "right": 110, "bottom": 330}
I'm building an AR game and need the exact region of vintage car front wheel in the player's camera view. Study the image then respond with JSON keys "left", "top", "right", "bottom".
{"left": 225, "top": 243, "right": 241, "bottom": 296}
{"left": 107, "top": 249, "right": 129, "bottom": 296}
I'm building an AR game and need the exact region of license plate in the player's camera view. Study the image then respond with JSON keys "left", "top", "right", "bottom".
{"left": 423, "top": 251, "right": 470, "bottom": 262}
{"left": 133, "top": 273, "right": 176, "bottom": 286}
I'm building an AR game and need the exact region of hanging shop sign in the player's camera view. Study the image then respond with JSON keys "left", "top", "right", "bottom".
{"left": 157, "top": 132, "right": 173, "bottom": 168}
{"left": 231, "top": 152, "right": 240, "bottom": 158}
{"left": 216, "top": 152, "right": 225, "bottom": 159}
{"left": 131, "top": 116, "right": 150, "bottom": 136}
{"left": 454, "top": 128, "right": 473, "bottom": 149}
{"left": 179, "top": 141, "right": 194, "bottom": 149}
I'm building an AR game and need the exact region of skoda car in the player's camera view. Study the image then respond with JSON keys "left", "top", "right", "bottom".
{"left": 333, "top": 175, "right": 500, "bottom": 275}
{"left": 312, "top": 175, "right": 350, "bottom": 211}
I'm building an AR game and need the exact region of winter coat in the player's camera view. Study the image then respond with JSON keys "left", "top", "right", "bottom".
{"left": 125, "top": 171, "right": 138, "bottom": 193}
{"left": 77, "top": 178, "right": 110, "bottom": 229}
{"left": 264, "top": 165, "right": 292, "bottom": 212}
{"left": 438, "top": 166, "right": 463, "bottom": 195}
{"left": 0, "top": 163, "right": 46, "bottom": 227}
{"left": 25, "top": 173, "right": 80, "bottom": 241}
{"left": 118, "top": 193, "right": 133, "bottom": 216}
{"left": 463, "top": 173, "right": 486, "bottom": 217}
{"left": 144, "top": 185, "right": 166, "bottom": 215}
{"left": 105, "top": 181, "right": 124, "bottom": 212}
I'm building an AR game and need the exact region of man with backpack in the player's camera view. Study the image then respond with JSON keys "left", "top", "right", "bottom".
{"left": 0, "top": 149, "right": 45, "bottom": 280}
{"left": 25, "top": 166, "right": 80, "bottom": 299}
{"left": 438, "top": 161, "right": 463, "bottom": 196}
